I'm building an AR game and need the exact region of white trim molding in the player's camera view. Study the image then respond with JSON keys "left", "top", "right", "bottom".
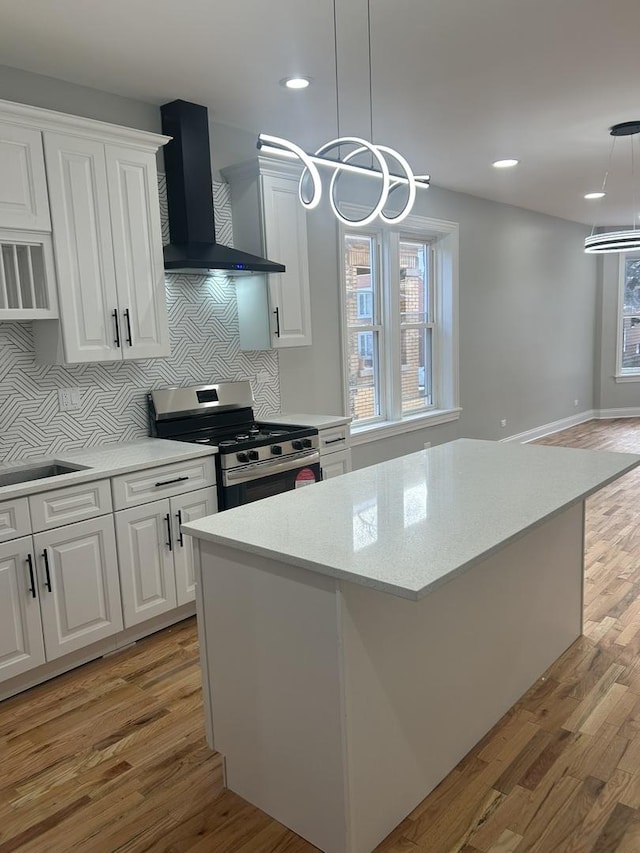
{"left": 614, "top": 374, "right": 640, "bottom": 383}
{"left": 501, "top": 411, "right": 597, "bottom": 444}
{"left": 0, "top": 97, "right": 170, "bottom": 151}
{"left": 596, "top": 407, "right": 640, "bottom": 419}
{"left": 350, "top": 407, "right": 461, "bottom": 446}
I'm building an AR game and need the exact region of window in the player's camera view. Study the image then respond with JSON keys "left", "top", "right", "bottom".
{"left": 617, "top": 255, "right": 640, "bottom": 378}
{"left": 340, "top": 209, "right": 459, "bottom": 440}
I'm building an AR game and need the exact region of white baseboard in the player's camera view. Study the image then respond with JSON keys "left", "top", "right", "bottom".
{"left": 501, "top": 411, "right": 597, "bottom": 444}
{"left": 596, "top": 407, "right": 640, "bottom": 419}
{"left": 501, "top": 407, "right": 640, "bottom": 444}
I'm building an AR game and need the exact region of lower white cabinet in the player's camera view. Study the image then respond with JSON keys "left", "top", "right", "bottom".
{"left": 321, "top": 449, "right": 352, "bottom": 480}
{"left": 115, "top": 499, "right": 177, "bottom": 628}
{"left": 0, "top": 514, "right": 122, "bottom": 680}
{"left": 317, "top": 423, "right": 352, "bottom": 480}
{"left": 0, "top": 536, "right": 46, "bottom": 681}
{"left": 172, "top": 487, "right": 217, "bottom": 606}
{"left": 33, "top": 516, "right": 123, "bottom": 660}
{"left": 115, "top": 487, "right": 217, "bottom": 627}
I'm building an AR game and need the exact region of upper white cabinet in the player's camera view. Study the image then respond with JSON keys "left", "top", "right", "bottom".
{"left": 36, "top": 133, "right": 169, "bottom": 363}
{"left": 222, "top": 158, "right": 312, "bottom": 350}
{"left": 0, "top": 98, "right": 170, "bottom": 363}
{"left": 0, "top": 121, "right": 50, "bottom": 231}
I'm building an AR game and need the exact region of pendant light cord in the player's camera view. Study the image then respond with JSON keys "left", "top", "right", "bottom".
{"left": 367, "top": 0, "right": 374, "bottom": 146}
{"left": 333, "top": 0, "right": 341, "bottom": 154}
{"left": 632, "top": 134, "right": 638, "bottom": 232}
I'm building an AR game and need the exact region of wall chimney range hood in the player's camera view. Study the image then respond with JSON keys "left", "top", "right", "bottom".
{"left": 160, "top": 100, "right": 285, "bottom": 274}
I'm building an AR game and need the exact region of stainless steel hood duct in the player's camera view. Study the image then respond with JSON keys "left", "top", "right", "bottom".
{"left": 160, "top": 100, "right": 285, "bottom": 275}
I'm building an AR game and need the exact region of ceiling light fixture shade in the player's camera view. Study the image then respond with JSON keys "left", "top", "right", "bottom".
{"left": 281, "top": 77, "right": 311, "bottom": 89}
{"left": 492, "top": 159, "right": 519, "bottom": 168}
{"left": 258, "top": 0, "right": 429, "bottom": 226}
{"left": 585, "top": 121, "right": 640, "bottom": 254}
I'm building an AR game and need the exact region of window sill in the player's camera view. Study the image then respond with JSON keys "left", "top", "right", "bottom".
{"left": 350, "top": 407, "right": 462, "bottom": 446}
{"left": 614, "top": 374, "right": 640, "bottom": 383}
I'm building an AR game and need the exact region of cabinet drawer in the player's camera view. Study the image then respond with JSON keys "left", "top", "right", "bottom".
{"left": 0, "top": 497, "right": 31, "bottom": 543}
{"left": 29, "top": 479, "right": 112, "bottom": 532}
{"left": 321, "top": 449, "right": 352, "bottom": 480}
{"left": 318, "top": 425, "right": 350, "bottom": 455}
{"left": 111, "top": 457, "right": 216, "bottom": 511}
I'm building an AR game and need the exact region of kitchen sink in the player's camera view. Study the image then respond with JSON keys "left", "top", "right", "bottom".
{"left": 0, "top": 462, "right": 89, "bottom": 488}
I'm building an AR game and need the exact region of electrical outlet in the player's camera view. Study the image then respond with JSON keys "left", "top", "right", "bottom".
{"left": 500, "top": 418, "right": 507, "bottom": 428}
{"left": 58, "top": 387, "right": 81, "bottom": 412}
{"left": 574, "top": 399, "right": 579, "bottom": 407}
{"left": 256, "top": 371, "right": 271, "bottom": 385}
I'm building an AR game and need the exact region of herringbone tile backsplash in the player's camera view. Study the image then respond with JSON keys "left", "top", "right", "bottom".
{"left": 0, "top": 177, "right": 280, "bottom": 462}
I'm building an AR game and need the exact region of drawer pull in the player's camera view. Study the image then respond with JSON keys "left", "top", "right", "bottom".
{"left": 323, "top": 437, "right": 345, "bottom": 445}
{"left": 26, "top": 553, "right": 36, "bottom": 598}
{"left": 155, "top": 476, "right": 189, "bottom": 488}
{"left": 165, "top": 513, "right": 173, "bottom": 551}
{"left": 42, "top": 549, "right": 52, "bottom": 592}
{"left": 176, "top": 510, "right": 184, "bottom": 547}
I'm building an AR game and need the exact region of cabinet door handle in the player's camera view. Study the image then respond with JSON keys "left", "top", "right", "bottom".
{"left": 155, "top": 476, "right": 189, "bottom": 488}
{"left": 124, "top": 308, "right": 133, "bottom": 346}
{"left": 26, "top": 553, "right": 36, "bottom": 598}
{"left": 165, "top": 513, "right": 173, "bottom": 551}
{"left": 176, "top": 510, "right": 184, "bottom": 547}
{"left": 42, "top": 549, "right": 52, "bottom": 592}
{"left": 323, "top": 437, "right": 345, "bottom": 446}
{"left": 112, "top": 309, "right": 121, "bottom": 347}
{"left": 273, "top": 306, "right": 281, "bottom": 338}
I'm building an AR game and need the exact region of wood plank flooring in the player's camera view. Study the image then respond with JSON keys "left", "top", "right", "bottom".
{"left": 3, "top": 418, "right": 640, "bottom": 852}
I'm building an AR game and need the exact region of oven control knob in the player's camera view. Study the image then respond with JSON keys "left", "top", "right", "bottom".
{"left": 302, "top": 438, "right": 313, "bottom": 448}
{"left": 247, "top": 450, "right": 260, "bottom": 461}
{"left": 271, "top": 445, "right": 283, "bottom": 455}
{"left": 292, "top": 440, "right": 303, "bottom": 450}
{"left": 236, "top": 452, "right": 249, "bottom": 463}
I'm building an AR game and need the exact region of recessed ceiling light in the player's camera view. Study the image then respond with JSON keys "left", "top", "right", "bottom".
{"left": 281, "top": 77, "right": 311, "bottom": 90}
{"left": 492, "top": 159, "right": 519, "bottom": 169}
{"left": 584, "top": 192, "right": 606, "bottom": 200}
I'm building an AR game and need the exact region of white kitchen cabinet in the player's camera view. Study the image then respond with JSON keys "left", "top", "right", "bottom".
{"left": 223, "top": 158, "right": 312, "bottom": 350}
{"left": 33, "top": 131, "right": 169, "bottom": 364}
{"left": 33, "top": 515, "right": 123, "bottom": 661}
{"left": 105, "top": 145, "right": 169, "bottom": 360}
{"left": 0, "top": 230, "right": 58, "bottom": 319}
{"left": 0, "top": 536, "right": 46, "bottom": 682}
{"left": 0, "top": 496, "right": 31, "bottom": 544}
{"left": 317, "top": 423, "right": 352, "bottom": 480}
{"left": 115, "top": 486, "right": 218, "bottom": 624}
{"left": 321, "top": 448, "right": 352, "bottom": 480}
{"left": 0, "top": 121, "right": 50, "bottom": 232}
{"left": 115, "top": 499, "right": 177, "bottom": 628}
{"left": 172, "top": 487, "right": 217, "bottom": 606}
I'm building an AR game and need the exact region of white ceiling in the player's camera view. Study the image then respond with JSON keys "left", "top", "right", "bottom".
{"left": 1, "top": 0, "right": 640, "bottom": 226}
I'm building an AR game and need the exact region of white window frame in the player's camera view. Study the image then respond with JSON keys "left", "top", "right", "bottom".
{"left": 339, "top": 206, "right": 460, "bottom": 444}
{"left": 615, "top": 253, "right": 640, "bottom": 382}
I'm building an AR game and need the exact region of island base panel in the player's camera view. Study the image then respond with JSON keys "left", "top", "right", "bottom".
{"left": 196, "top": 501, "right": 584, "bottom": 853}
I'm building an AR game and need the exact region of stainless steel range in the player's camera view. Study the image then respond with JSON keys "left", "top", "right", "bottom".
{"left": 148, "top": 382, "right": 321, "bottom": 510}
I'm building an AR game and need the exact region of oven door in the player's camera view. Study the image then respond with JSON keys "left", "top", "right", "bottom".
{"left": 221, "top": 451, "right": 321, "bottom": 510}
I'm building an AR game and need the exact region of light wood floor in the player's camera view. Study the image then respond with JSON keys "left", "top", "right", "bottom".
{"left": 3, "top": 419, "right": 640, "bottom": 852}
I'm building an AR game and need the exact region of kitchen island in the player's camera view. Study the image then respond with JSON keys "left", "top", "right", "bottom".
{"left": 182, "top": 438, "right": 640, "bottom": 853}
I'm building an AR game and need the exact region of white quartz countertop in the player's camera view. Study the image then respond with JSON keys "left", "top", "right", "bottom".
{"left": 182, "top": 438, "right": 640, "bottom": 600}
{"left": 0, "top": 439, "right": 217, "bottom": 500}
{"left": 262, "top": 413, "right": 351, "bottom": 429}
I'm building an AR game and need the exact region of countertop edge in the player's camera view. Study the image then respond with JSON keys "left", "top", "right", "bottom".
{"left": 182, "top": 451, "right": 640, "bottom": 600}
{"left": 0, "top": 440, "right": 218, "bottom": 501}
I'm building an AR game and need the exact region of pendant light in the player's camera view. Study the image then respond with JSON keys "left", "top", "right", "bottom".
{"left": 257, "top": 0, "right": 430, "bottom": 226}
{"left": 584, "top": 121, "right": 640, "bottom": 254}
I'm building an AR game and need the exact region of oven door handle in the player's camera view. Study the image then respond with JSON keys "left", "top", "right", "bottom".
{"left": 223, "top": 451, "right": 320, "bottom": 485}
